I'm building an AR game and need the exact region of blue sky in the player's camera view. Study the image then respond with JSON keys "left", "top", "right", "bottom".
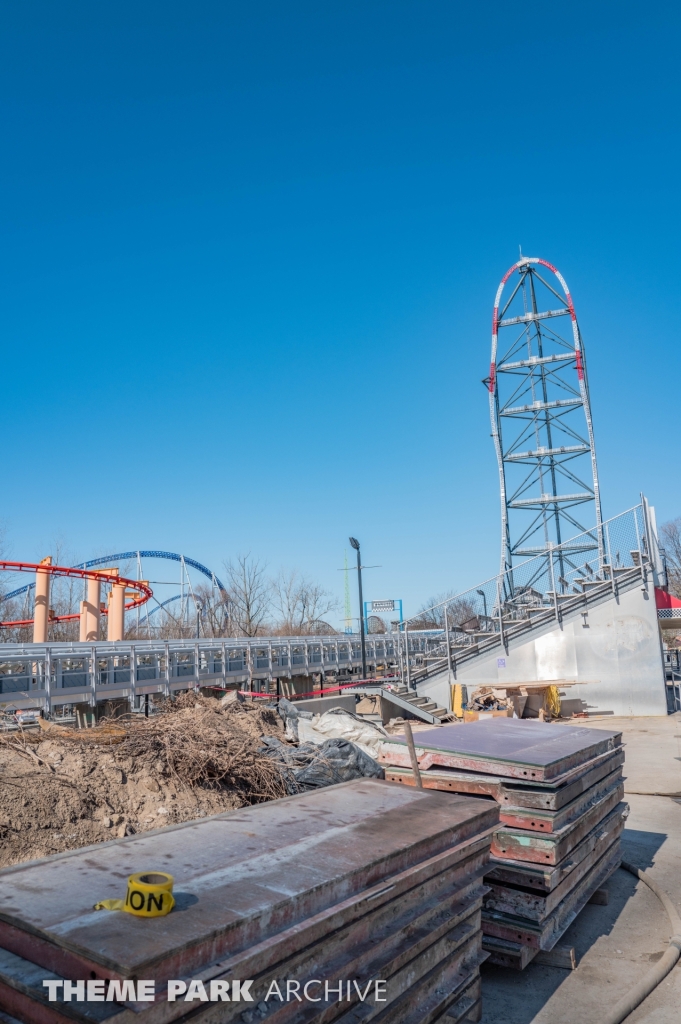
{"left": 2, "top": 1, "right": 680, "bottom": 624}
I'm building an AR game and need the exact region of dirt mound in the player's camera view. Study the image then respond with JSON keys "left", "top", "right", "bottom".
{"left": 0, "top": 693, "right": 287, "bottom": 869}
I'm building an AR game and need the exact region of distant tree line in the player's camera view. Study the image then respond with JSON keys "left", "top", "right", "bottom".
{"left": 407, "top": 591, "right": 478, "bottom": 632}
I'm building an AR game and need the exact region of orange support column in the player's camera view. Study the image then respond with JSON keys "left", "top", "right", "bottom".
{"left": 79, "top": 600, "right": 88, "bottom": 641}
{"left": 84, "top": 578, "right": 101, "bottom": 641}
{"left": 107, "top": 578, "right": 125, "bottom": 642}
{"left": 33, "top": 557, "right": 52, "bottom": 643}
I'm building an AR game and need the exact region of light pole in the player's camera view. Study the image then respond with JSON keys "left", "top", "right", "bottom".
{"left": 194, "top": 597, "right": 203, "bottom": 639}
{"left": 477, "top": 589, "right": 488, "bottom": 620}
{"left": 349, "top": 537, "right": 367, "bottom": 680}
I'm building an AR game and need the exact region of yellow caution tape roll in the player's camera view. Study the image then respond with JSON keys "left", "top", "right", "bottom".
{"left": 125, "top": 872, "right": 175, "bottom": 917}
{"left": 94, "top": 872, "right": 175, "bottom": 917}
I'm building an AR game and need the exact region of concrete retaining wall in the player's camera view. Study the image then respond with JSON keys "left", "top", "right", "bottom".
{"left": 292, "top": 694, "right": 357, "bottom": 715}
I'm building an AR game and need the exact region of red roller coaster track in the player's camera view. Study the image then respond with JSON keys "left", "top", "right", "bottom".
{"left": 0, "top": 561, "right": 153, "bottom": 629}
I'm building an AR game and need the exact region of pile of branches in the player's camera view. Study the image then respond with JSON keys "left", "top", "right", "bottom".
{"left": 119, "top": 693, "right": 289, "bottom": 803}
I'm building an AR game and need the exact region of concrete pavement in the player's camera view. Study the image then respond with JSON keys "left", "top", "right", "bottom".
{"left": 480, "top": 712, "right": 681, "bottom": 1024}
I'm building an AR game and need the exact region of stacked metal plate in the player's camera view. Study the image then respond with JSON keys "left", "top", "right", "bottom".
{"left": 0, "top": 779, "right": 497, "bottom": 1024}
{"left": 382, "top": 719, "right": 627, "bottom": 969}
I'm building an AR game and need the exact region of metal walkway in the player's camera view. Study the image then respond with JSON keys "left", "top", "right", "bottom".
{"left": 0, "top": 635, "right": 400, "bottom": 711}
{"left": 408, "top": 562, "right": 645, "bottom": 689}
{"left": 398, "top": 502, "right": 658, "bottom": 687}
{"left": 0, "top": 501, "right": 672, "bottom": 717}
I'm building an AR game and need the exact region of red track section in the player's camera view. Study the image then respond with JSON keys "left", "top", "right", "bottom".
{"left": 0, "top": 561, "right": 152, "bottom": 629}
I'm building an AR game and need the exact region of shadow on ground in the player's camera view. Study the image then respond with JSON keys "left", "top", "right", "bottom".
{"left": 621, "top": 827, "right": 668, "bottom": 869}
{"left": 480, "top": 829, "right": 669, "bottom": 1024}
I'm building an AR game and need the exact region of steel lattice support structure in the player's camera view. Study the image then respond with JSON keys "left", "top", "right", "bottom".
{"left": 488, "top": 257, "right": 603, "bottom": 586}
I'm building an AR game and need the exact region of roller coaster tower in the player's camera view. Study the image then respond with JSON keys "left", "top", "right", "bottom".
{"left": 488, "top": 257, "right": 603, "bottom": 583}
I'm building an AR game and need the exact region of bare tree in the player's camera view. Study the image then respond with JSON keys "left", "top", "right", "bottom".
{"left": 194, "top": 583, "right": 230, "bottom": 637}
{"left": 223, "top": 554, "right": 271, "bottom": 637}
{"left": 270, "top": 569, "right": 338, "bottom": 634}
{"left": 661, "top": 517, "right": 681, "bottom": 597}
{"left": 410, "top": 591, "right": 478, "bottom": 631}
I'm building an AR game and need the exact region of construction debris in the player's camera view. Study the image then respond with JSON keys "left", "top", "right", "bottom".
{"left": 0, "top": 693, "right": 287, "bottom": 868}
{"left": 0, "top": 779, "right": 498, "bottom": 1024}
{"left": 381, "top": 718, "right": 627, "bottom": 969}
{"left": 295, "top": 705, "right": 388, "bottom": 757}
{"left": 0, "top": 693, "right": 387, "bottom": 869}
{"left": 275, "top": 695, "right": 315, "bottom": 741}
{"left": 261, "top": 735, "right": 384, "bottom": 791}
{"left": 465, "top": 682, "right": 566, "bottom": 720}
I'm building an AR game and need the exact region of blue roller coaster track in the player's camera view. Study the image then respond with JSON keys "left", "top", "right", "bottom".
{"left": 2, "top": 551, "right": 226, "bottom": 602}
{"left": 143, "top": 594, "right": 183, "bottom": 620}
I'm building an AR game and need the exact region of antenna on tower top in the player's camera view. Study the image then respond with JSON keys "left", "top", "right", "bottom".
{"left": 519, "top": 244, "right": 523, "bottom": 259}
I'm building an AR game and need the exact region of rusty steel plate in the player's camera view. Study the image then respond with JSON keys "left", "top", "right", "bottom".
{"left": 0, "top": 780, "right": 497, "bottom": 987}
{"left": 485, "top": 827, "right": 621, "bottom": 922}
{"left": 388, "top": 765, "right": 624, "bottom": 835}
{"left": 498, "top": 748, "right": 625, "bottom": 809}
{"left": 485, "top": 803, "right": 627, "bottom": 892}
{"left": 498, "top": 768, "right": 624, "bottom": 833}
{"left": 491, "top": 783, "right": 624, "bottom": 865}
{"left": 384, "top": 747, "right": 625, "bottom": 811}
{"left": 0, "top": 886, "right": 487, "bottom": 1024}
{"left": 447, "top": 983, "right": 482, "bottom": 1024}
{"left": 383, "top": 720, "right": 621, "bottom": 781}
{"left": 384, "top": 768, "right": 502, "bottom": 800}
{"left": 0, "top": 851, "right": 490, "bottom": 1024}
{"left": 482, "top": 840, "right": 621, "bottom": 950}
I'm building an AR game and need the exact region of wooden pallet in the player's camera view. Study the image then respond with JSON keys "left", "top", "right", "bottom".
{"left": 482, "top": 938, "right": 577, "bottom": 971}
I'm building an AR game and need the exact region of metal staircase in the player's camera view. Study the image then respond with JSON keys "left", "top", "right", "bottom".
{"left": 395, "top": 503, "right": 660, "bottom": 699}
{"left": 409, "top": 561, "right": 643, "bottom": 688}
{"left": 345, "top": 682, "right": 454, "bottom": 725}
{"left": 392, "top": 685, "right": 454, "bottom": 721}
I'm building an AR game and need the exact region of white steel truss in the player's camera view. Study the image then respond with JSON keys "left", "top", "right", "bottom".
{"left": 488, "top": 257, "right": 603, "bottom": 582}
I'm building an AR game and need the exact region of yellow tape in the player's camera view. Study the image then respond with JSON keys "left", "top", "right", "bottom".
{"left": 545, "top": 685, "right": 562, "bottom": 718}
{"left": 451, "top": 684, "right": 464, "bottom": 719}
{"left": 94, "top": 872, "right": 175, "bottom": 917}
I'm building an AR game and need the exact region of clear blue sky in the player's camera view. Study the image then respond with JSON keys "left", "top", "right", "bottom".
{"left": 2, "top": 1, "right": 680, "bottom": 624}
